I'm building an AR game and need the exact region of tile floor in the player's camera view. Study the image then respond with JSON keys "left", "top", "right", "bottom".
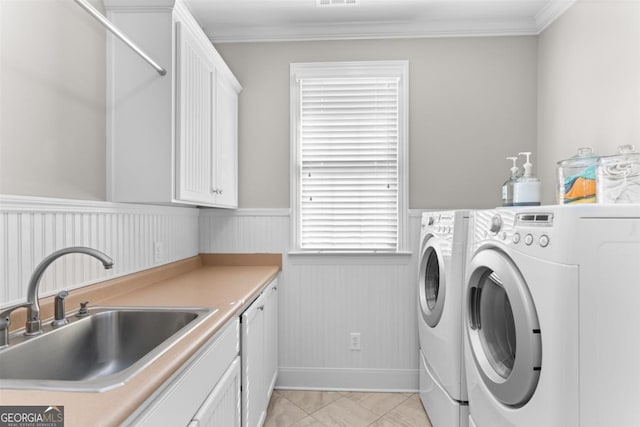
{"left": 265, "top": 390, "right": 432, "bottom": 427}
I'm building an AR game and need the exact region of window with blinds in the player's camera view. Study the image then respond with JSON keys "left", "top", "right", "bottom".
{"left": 290, "top": 61, "right": 408, "bottom": 252}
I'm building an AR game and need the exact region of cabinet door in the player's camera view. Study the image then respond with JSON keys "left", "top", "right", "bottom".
{"left": 175, "top": 20, "right": 216, "bottom": 205}
{"left": 264, "top": 280, "right": 278, "bottom": 398}
{"left": 191, "top": 356, "right": 241, "bottom": 427}
{"left": 242, "top": 293, "right": 266, "bottom": 427}
{"left": 213, "top": 73, "right": 238, "bottom": 208}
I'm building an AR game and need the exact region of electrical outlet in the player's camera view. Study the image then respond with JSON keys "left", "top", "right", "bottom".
{"left": 153, "top": 241, "right": 163, "bottom": 264}
{"left": 350, "top": 332, "right": 361, "bottom": 351}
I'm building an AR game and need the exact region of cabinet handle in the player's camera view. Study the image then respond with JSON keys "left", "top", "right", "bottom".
{"left": 257, "top": 305, "right": 265, "bottom": 311}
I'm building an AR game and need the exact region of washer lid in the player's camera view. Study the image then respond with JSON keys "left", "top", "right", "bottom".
{"left": 466, "top": 248, "right": 542, "bottom": 407}
{"left": 418, "top": 236, "right": 448, "bottom": 327}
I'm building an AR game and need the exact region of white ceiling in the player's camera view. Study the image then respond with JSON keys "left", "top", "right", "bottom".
{"left": 184, "top": 0, "right": 576, "bottom": 43}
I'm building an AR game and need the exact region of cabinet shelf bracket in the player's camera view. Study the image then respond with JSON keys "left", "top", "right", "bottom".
{"left": 73, "top": 0, "right": 167, "bottom": 76}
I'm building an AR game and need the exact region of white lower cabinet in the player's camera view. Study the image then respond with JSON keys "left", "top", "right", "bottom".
{"left": 242, "top": 279, "right": 279, "bottom": 427}
{"left": 188, "top": 357, "right": 241, "bottom": 427}
{"left": 242, "top": 291, "right": 266, "bottom": 427}
{"left": 264, "top": 282, "right": 278, "bottom": 394}
{"left": 124, "top": 277, "right": 278, "bottom": 427}
{"left": 125, "top": 319, "right": 240, "bottom": 426}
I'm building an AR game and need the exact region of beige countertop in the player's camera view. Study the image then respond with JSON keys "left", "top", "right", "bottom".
{"left": 0, "top": 254, "right": 281, "bottom": 427}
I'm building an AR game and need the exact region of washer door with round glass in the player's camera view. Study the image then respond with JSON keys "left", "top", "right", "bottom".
{"left": 466, "top": 248, "right": 542, "bottom": 408}
{"left": 418, "top": 236, "right": 449, "bottom": 328}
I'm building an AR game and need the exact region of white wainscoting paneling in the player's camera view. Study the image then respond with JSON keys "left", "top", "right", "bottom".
{"left": 199, "top": 208, "right": 290, "bottom": 253}
{"left": 0, "top": 196, "right": 199, "bottom": 306}
{"left": 199, "top": 208, "right": 423, "bottom": 391}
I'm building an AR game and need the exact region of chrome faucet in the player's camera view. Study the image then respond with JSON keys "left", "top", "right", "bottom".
{"left": 0, "top": 303, "right": 29, "bottom": 347}
{"left": 24, "top": 247, "right": 113, "bottom": 336}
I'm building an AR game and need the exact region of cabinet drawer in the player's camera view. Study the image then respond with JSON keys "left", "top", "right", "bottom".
{"left": 190, "top": 356, "right": 241, "bottom": 427}
{"left": 128, "top": 318, "right": 239, "bottom": 426}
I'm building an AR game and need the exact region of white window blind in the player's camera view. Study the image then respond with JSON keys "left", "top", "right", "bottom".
{"left": 291, "top": 62, "right": 408, "bottom": 252}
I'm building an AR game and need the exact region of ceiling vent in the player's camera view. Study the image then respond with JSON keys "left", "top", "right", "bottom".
{"left": 316, "top": 0, "right": 359, "bottom": 7}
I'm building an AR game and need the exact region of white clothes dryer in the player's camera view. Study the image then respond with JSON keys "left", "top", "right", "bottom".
{"left": 564, "top": 204, "right": 640, "bottom": 427}
{"left": 464, "top": 207, "right": 579, "bottom": 427}
{"left": 464, "top": 205, "right": 640, "bottom": 427}
{"left": 418, "top": 210, "right": 470, "bottom": 427}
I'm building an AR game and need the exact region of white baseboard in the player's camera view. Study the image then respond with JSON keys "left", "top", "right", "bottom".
{"left": 276, "top": 367, "right": 419, "bottom": 392}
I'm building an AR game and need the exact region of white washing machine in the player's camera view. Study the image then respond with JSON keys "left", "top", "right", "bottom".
{"left": 464, "top": 205, "right": 640, "bottom": 427}
{"left": 418, "top": 210, "right": 469, "bottom": 427}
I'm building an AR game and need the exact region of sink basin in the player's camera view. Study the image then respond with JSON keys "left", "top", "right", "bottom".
{"left": 0, "top": 306, "right": 216, "bottom": 392}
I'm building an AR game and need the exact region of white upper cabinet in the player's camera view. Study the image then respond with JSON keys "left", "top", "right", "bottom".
{"left": 105, "top": 0, "right": 241, "bottom": 208}
{"left": 175, "top": 20, "right": 216, "bottom": 205}
{"left": 214, "top": 71, "right": 239, "bottom": 208}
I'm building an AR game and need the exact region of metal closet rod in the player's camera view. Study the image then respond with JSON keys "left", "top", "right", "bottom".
{"left": 73, "top": 0, "right": 167, "bottom": 76}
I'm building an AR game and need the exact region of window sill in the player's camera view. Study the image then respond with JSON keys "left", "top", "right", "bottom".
{"left": 287, "top": 251, "right": 413, "bottom": 265}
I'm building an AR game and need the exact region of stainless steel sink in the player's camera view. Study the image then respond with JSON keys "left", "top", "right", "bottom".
{"left": 0, "top": 306, "right": 216, "bottom": 392}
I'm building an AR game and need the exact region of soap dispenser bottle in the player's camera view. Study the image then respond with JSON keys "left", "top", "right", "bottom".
{"left": 502, "top": 157, "right": 520, "bottom": 206}
{"left": 513, "top": 152, "right": 541, "bottom": 206}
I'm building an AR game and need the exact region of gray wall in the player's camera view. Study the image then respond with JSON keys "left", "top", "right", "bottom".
{"left": 215, "top": 37, "right": 538, "bottom": 209}
{"left": 0, "top": 0, "right": 537, "bottom": 208}
{"left": 0, "top": 0, "right": 107, "bottom": 200}
{"left": 537, "top": 0, "right": 640, "bottom": 204}
{"left": 7, "top": 1, "right": 637, "bottom": 209}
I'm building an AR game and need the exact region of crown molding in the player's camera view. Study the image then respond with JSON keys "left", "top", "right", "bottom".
{"left": 535, "top": 0, "right": 577, "bottom": 33}
{"left": 200, "top": 0, "right": 578, "bottom": 43}
{"left": 207, "top": 18, "right": 540, "bottom": 43}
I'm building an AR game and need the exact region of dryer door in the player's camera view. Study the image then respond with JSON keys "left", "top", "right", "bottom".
{"left": 466, "top": 248, "right": 542, "bottom": 407}
{"left": 418, "top": 236, "right": 448, "bottom": 327}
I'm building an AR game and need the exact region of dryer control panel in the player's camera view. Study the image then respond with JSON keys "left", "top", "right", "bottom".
{"left": 421, "top": 212, "right": 456, "bottom": 237}
{"left": 473, "top": 208, "right": 556, "bottom": 255}
{"left": 513, "top": 212, "right": 554, "bottom": 248}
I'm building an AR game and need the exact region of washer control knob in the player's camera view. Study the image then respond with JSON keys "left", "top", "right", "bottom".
{"left": 512, "top": 233, "right": 521, "bottom": 244}
{"left": 539, "top": 235, "right": 550, "bottom": 247}
{"left": 428, "top": 217, "right": 435, "bottom": 226}
{"left": 525, "top": 234, "right": 534, "bottom": 246}
{"left": 489, "top": 215, "right": 503, "bottom": 234}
